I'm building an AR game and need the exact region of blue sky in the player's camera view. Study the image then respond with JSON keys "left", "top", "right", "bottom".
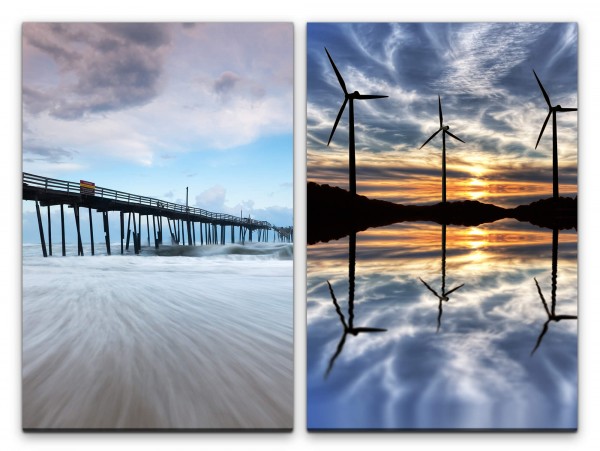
{"left": 307, "top": 23, "right": 578, "bottom": 206}
{"left": 22, "top": 23, "right": 293, "bottom": 242}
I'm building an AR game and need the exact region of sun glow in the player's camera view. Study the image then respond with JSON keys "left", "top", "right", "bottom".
{"left": 458, "top": 177, "right": 489, "bottom": 201}
{"left": 471, "top": 165, "right": 487, "bottom": 177}
{"left": 468, "top": 178, "right": 486, "bottom": 187}
{"left": 464, "top": 227, "right": 489, "bottom": 250}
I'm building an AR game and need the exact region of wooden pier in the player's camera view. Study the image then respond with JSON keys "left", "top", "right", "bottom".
{"left": 23, "top": 172, "right": 293, "bottom": 257}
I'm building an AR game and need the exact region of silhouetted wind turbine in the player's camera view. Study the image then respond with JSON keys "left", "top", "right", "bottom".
{"left": 324, "top": 232, "right": 387, "bottom": 378}
{"left": 419, "top": 224, "right": 464, "bottom": 332}
{"left": 533, "top": 70, "right": 577, "bottom": 202}
{"left": 325, "top": 47, "right": 388, "bottom": 196}
{"left": 531, "top": 227, "right": 577, "bottom": 355}
{"left": 420, "top": 95, "right": 465, "bottom": 204}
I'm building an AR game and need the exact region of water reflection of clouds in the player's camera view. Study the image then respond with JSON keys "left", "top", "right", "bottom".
{"left": 308, "top": 221, "right": 577, "bottom": 281}
{"left": 307, "top": 220, "right": 577, "bottom": 429}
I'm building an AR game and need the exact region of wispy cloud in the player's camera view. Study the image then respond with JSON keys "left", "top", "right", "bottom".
{"left": 435, "top": 23, "right": 550, "bottom": 97}
{"left": 23, "top": 142, "right": 77, "bottom": 162}
{"left": 308, "top": 23, "right": 578, "bottom": 204}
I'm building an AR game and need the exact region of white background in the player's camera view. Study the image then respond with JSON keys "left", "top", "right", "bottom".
{"left": 2, "top": 1, "right": 599, "bottom": 449}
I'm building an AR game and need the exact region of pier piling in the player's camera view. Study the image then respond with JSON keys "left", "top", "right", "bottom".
{"left": 152, "top": 215, "right": 158, "bottom": 249}
{"left": 126, "top": 212, "right": 132, "bottom": 251}
{"left": 137, "top": 213, "right": 142, "bottom": 253}
{"left": 120, "top": 211, "right": 124, "bottom": 254}
{"left": 74, "top": 206, "right": 83, "bottom": 256}
{"left": 89, "top": 208, "right": 95, "bottom": 256}
{"left": 103, "top": 211, "right": 111, "bottom": 255}
{"left": 60, "top": 204, "right": 66, "bottom": 256}
{"left": 133, "top": 212, "right": 139, "bottom": 254}
{"left": 35, "top": 200, "right": 48, "bottom": 258}
{"left": 47, "top": 206, "right": 52, "bottom": 256}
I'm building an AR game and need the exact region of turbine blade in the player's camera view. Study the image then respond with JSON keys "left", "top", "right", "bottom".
{"left": 445, "top": 130, "right": 465, "bottom": 144}
{"left": 327, "top": 97, "right": 348, "bottom": 146}
{"left": 327, "top": 280, "right": 348, "bottom": 329}
{"left": 325, "top": 331, "right": 347, "bottom": 379}
{"left": 419, "top": 277, "right": 440, "bottom": 297}
{"left": 534, "top": 277, "right": 551, "bottom": 318}
{"left": 530, "top": 320, "right": 550, "bottom": 356}
{"left": 356, "top": 94, "right": 388, "bottom": 99}
{"left": 325, "top": 47, "right": 347, "bottom": 95}
{"left": 438, "top": 94, "right": 443, "bottom": 127}
{"left": 533, "top": 69, "right": 551, "bottom": 107}
{"left": 558, "top": 107, "right": 578, "bottom": 112}
{"left": 445, "top": 283, "right": 464, "bottom": 296}
{"left": 535, "top": 112, "right": 552, "bottom": 149}
{"left": 353, "top": 327, "right": 387, "bottom": 333}
{"left": 556, "top": 315, "right": 578, "bottom": 320}
{"left": 419, "top": 129, "right": 441, "bottom": 149}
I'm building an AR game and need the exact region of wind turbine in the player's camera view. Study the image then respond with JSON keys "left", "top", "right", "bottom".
{"left": 533, "top": 70, "right": 578, "bottom": 202}
{"left": 325, "top": 47, "right": 388, "bottom": 196}
{"left": 419, "top": 224, "right": 464, "bottom": 332}
{"left": 325, "top": 279, "right": 387, "bottom": 378}
{"left": 420, "top": 95, "right": 465, "bottom": 204}
{"left": 324, "top": 232, "right": 387, "bottom": 378}
{"left": 530, "top": 228, "right": 577, "bottom": 355}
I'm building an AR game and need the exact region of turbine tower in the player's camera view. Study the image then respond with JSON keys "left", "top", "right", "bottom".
{"left": 533, "top": 70, "right": 578, "bottom": 202}
{"left": 420, "top": 95, "right": 465, "bottom": 204}
{"left": 325, "top": 47, "right": 388, "bottom": 196}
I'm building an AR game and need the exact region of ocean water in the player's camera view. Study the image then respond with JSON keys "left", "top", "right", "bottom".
{"left": 307, "top": 219, "right": 577, "bottom": 430}
{"left": 22, "top": 242, "right": 293, "bottom": 429}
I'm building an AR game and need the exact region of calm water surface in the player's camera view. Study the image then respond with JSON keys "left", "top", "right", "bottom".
{"left": 307, "top": 219, "right": 577, "bottom": 430}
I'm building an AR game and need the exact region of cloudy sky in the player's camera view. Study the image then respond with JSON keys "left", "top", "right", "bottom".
{"left": 307, "top": 23, "right": 578, "bottom": 207}
{"left": 22, "top": 23, "right": 293, "bottom": 237}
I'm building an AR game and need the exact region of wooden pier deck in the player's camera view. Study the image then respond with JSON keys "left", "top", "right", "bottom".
{"left": 23, "top": 172, "right": 293, "bottom": 257}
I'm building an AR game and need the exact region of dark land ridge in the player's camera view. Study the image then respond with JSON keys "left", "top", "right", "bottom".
{"left": 308, "top": 182, "right": 577, "bottom": 245}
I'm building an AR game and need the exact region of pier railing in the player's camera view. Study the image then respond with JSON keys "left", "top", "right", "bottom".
{"left": 23, "top": 172, "right": 272, "bottom": 229}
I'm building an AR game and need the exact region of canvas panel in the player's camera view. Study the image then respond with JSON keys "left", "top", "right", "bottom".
{"left": 306, "top": 22, "right": 577, "bottom": 430}
{"left": 22, "top": 22, "right": 294, "bottom": 430}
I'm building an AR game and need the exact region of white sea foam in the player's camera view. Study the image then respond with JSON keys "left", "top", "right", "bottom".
{"left": 22, "top": 243, "right": 293, "bottom": 429}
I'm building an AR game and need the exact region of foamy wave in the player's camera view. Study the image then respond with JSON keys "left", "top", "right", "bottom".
{"left": 22, "top": 242, "right": 293, "bottom": 261}
{"left": 151, "top": 243, "right": 293, "bottom": 260}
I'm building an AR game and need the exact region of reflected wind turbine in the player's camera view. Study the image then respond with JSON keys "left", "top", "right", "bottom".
{"left": 419, "top": 224, "right": 464, "bottom": 332}
{"left": 325, "top": 280, "right": 387, "bottom": 378}
{"left": 533, "top": 69, "right": 577, "bottom": 202}
{"left": 325, "top": 47, "right": 388, "bottom": 196}
{"left": 324, "top": 232, "right": 386, "bottom": 378}
{"left": 420, "top": 95, "right": 465, "bottom": 204}
{"left": 531, "top": 228, "right": 577, "bottom": 355}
